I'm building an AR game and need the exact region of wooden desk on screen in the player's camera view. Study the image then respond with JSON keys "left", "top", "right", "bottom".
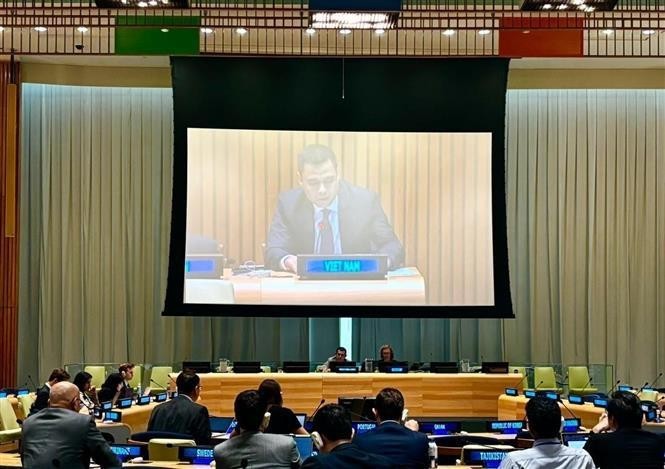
{"left": 224, "top": 268, "right": 426, "bottom": 305}
{"left": 187, "top": 373, "right": 522, "bottom": 417}
{"left": 498, "top": 394, "right": 603, "bottom": 428}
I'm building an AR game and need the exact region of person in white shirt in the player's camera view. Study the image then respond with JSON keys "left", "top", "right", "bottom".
{"left": 498, "top": 396, "right": 595, "bottom": 469}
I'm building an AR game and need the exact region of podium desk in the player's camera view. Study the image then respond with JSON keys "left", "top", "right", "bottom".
{"left": 186, "top": 372, "right": 522, "bottom": 418}
{"left": 223, "top": 268, "right": 426, "bottom": 305}
{"left": 498, "top": 394, "right": 603, "bottom": 428}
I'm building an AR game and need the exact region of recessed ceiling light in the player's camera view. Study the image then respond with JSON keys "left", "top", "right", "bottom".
{"left": 478, "top": 29, "right": 491, "bottom": 35}
{"left": 34, "top": 26, "right": 47, "bottom": 32}
{"left": 556, "top": 3, "right": 569, "bottom": 8}
{"left": 442, "top": 29, "right": 455, "bottom": 36}
{"left": 374, "top": 28, "right": 385, "bottom": 35}
{"left": 571, "top": 0, "right": 584, "bottom": 5}
{"left": 642, "top": 29, "right": 656, "bottom": 35}
{"left": 137, "top": 1, "right": 147, "bottom": 6}
{"left": 148, "top": 0, "right": 158, "bottom": 5}
{"left": 200, "top": 27, "right": 214, "bottom": 34}
{"left": 601, "top": 29, "right": 613, "bottom": 35}
{"left": 340, "top": 29, "right": 352, "bottom": 35}
{"left": 77, "top": 26, "right": 89, "bottom": 33}
{"left": 236, "top": 27, "right": 247, "bottom": 35}
{"left": 305, "top": 28, "right": 316, "bottom": 35}
{"left": 161, "top": 28, "right": 169, "bottom": 32}
{"left": 584, "top": 5, "right": 595, "bottom": 11}
{"left": 542, "top": 3, "right": 553, "bottom": 8}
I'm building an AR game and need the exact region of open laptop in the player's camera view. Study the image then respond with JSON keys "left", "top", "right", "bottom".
{"left": 283, "top": 361, "right": 310, "bottom": 373}
{"left": 295, "top": 413, "right": 307, "bottom": 427}
{"left": 430, "top": 362, "right": 459, "bottom": 374}
{"left": 210, "top": 417, "right": 236, "bottom": 438}
{"left": 482, "top": 362, "right": 509, "bottom": 374}
{"left": 182, "top": 361, "right": 212, "bottom": 374}
{"left": 294, "top": 435, "right": 317, "bottom": 459}
{"left": 109, "top": 444, "right": 148, "bottom": 463}
{"left": 233, "top": 361, "right": 262, "bottom": 373}
{"left": 562, "top": 432, "right": 590, "bottom": 449}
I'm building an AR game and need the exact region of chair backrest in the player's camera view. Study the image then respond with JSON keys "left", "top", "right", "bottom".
{"left": 534, "top": 367, "right": 557, "bottom": 389}
{"left": 510, "top": 366, "right": 528, "bottom": 389}
{"left": 84, "top": 366, "right": 107, "bottom": 388}
{"left": 568, "top": 366, "right": 591, "bottom": 389}
{"left": 0, "top": 398, "right": 20, "bottom": 431}
{"left": 148, "top": 438, "right": 196, "bottom": 461}
{"left": 128, "top": 365, "right": 143, "bottom": 389}
{"left": 149, "top": 367, "right": 174, "bottom": 391}
{"left": 639, "top": 390, "right": 658, "bottom": 402}
{"left": 17, "top": 394, "right": 36, "bottom": 421}
{"left": 100, "top": 423, "right": 132, "bottom": 444}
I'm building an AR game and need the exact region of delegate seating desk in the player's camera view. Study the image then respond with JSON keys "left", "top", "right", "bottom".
{"left": 183, "top": 373, "right": 523, "bottom": 417}
{"left": 223, "top": 268, "right": 426, "bottom": 305}
{"left": 498, "top": 394, "right": 603, "bottom": 428}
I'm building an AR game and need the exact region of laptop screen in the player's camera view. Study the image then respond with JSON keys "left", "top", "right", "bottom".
{"left": 295, "top": 414, "right": 306, "bottom": 426}
{"left": 294, "top": 436, "right": 317, "bottom": 459}
{"left": 562, "top": 418, "right": 580, "bottom": 433}
{"left": 210, "top": 417, "right": 234, "bottom": 433}
{"left": 179, "top": 446, "right": 215, "bottom": 464}
{"left": 562, "top": 433, "right": 590, "bottom": 450}
{"left": 110, "top": 444, "right": 145, "bottom": 462}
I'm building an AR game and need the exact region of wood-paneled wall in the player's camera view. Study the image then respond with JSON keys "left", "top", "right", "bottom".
{"left": 0, "top": 61, "right": 20, "bottom": 387}
{"left": 187, "top": 129, "right": 494, "bottom": 306}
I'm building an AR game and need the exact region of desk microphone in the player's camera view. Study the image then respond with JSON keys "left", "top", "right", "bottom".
{"left": 510, "top": 372, "right": 527, "bottom": 390}
{"left": 534, "top": 380, "right": 544, "bottom": 391}
{"left": 638, "top": 381, "right": 650, "bottom": 393}
{"left": 150, "top": 379, "right": 167, "bottom": 390}
{"left": 607, "top": 379, "right": 621, "bottom": 395}
{"left": 27, "top": 374, "right": 38, "bottom": 392}
{"left": 642, "top": 373, "right": 663, "bottom": 392}
{"left": 308, "top": 399, "right": 325, "bottom": 422}
{"left": 557, "top": 374, "right": 569, "bottom": 387}
{"left": 579, "top": 377, "right": 593, "bottom": 394}
{"left": 559, "top": 396, "right": 580, "bottom": 423}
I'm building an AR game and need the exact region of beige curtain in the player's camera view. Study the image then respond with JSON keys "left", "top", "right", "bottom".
{"left": 504, "top": 89, "right": 665, "bottom": 384}
{"left": 18, "top": 84, "right": 665, "bottom": 388}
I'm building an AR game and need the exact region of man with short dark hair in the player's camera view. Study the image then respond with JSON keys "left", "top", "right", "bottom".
{"left": 322, "top": 347, "right": 349, "bottom": 372}
{"left": 498, "top": 396, "right": 594, "bottom": 468}
{"left": 302, "top": 404, "right": 395, "bottom": 468}
{"left": 118, "top": 362, "right": 135, "bottom": 399}
{"left": 214, "top": 390, "right": 300, "bottom": 469}
{"left": 147, "top": 371, "right": 211, "bottom": 444}
{"left": 265, "top": 144, "right": 404, "bottom": 273}
{"left": 584, "top": 391, "right": 665, "bottom": 468}
{"left": 22, "top": 382, "right": 121, "bottom": 469}
{"left": 30, "top": 367, "right": 71, "bottom": 416}
{"left": 353, "top": 388, "right": 429, "bottom": 469}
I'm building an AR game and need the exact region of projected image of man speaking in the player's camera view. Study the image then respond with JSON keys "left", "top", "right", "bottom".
{"left": 265, "top": 144, "right": 404, "bottom": 274}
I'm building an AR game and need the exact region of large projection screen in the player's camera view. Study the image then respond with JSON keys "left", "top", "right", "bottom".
{"left": 166, "top": 57, "right": 513, "bottom": 318}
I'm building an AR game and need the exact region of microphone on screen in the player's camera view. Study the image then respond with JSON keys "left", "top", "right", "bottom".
{"left": 308, "top": 399, "right": 325, "bottom": 422}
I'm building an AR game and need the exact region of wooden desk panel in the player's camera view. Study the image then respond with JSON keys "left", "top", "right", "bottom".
{"left": 498, "top": 395, "right": 603, "bottom": 428}
{"left": 193, "top": 373, "right": 521, "bottom": 417}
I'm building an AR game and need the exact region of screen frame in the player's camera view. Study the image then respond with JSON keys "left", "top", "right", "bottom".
{"left": 166, "top": 57, "right": 513, "bottom": 318}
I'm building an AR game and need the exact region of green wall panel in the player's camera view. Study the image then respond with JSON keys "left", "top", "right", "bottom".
{"left": 115, "top": 16, "right": 200, "bottom": 55}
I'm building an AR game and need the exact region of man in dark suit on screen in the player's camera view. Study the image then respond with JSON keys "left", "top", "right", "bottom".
{"left": 21, "top": 381, "right": 121, "bottom": 469}
{"left": 265, "top": 144, "right": 404, "bottom": 273}
{"left": 147, "top": 371, "right": 211, "bottom": 445}
{"left": 353, "top": 388, "right": 430, "bottom": 469}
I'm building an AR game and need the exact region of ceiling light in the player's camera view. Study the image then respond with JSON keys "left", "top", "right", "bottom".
{"left": 0, "top": 27, "right": 4, "bottom": 32}
{"left": 478, "top": 29, "right": 491, "bottom": 35}
{"left": 339, "top": 29, "right": 352, "bottom": 35}
{"left": 375, "top": 28, "right": 385, "bottom": 35}
{"left": 161, "top": 28, "right": 169, "bottom": 32}
{"left": 236, "top": 27, "right": 247, "bottom": 35}
{"left": 578, "top": 4, "right": 588, "bottom": 9}
{"left": 442, "top": 29, "right": 455, "bottom": 36}
{"left": 642, "top": 29, "right": 656, "bottom": 35}
{"left": 306, "top": 28, "right": 316, "bottom": 35}
{"left": 77, "top": 26, "right": 89, "bottom": 33}
{"left": 542, "top": 3, "right": 553, "bottom": 8}
{"left": 137, "top": 1, "right": 147, "bottom": 6}
{"left": 148, "top": 0, "right": 158, "bottom": 5}
{"left": 309, "top": 12, "right": 398, "bottom": 30}
{"left": 556, "top": 3, "right": 569, "bottom": 9}
{"left": 571, "top": 0, "right": 584, "bottom": 5}
{"left": 200, "top": 27, "right": 214, "bottom": 34}
{"left": 584, "top": 5, "right": 596, "bottom": 11}
{"left": 34, "top": 26, "right": 47, "bottom": 32}
{"left": 601, "top": 29, "right": 613, "bottom": 35}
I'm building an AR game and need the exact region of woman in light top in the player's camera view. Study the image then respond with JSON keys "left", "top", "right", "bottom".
{"left": 73, "top": 371, "right": 99, "bottom": 411}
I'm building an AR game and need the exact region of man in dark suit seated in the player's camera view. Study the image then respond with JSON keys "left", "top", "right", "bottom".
{"left": 118, "top": 362, "right": 136, "bottom": 399}
{"left": 353, "top": 388, "right": 430, "bottom": 469}
{"left": 265, "top": 144, "right": 404, "bottom": 273}
{"left": 29, "top": 367, "right": 71, "bottom": 416}
{"left": 303, "top": 404, "right": 395, "bottom": 468}
{"left": 21, "top": 381, "right": 121, "bottom": 469}
{"left": 147, "top": 371, "right": 211, "bottom": 444}
{"left": 584, "top": 390, "right": 665, "bottom": 468}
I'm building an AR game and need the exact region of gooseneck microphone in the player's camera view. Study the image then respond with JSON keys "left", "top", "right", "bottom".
{"left": 638, "top": 381, "right": 650, "bottom": 393}
{"left": 534, "top": 380, "right": 544, "bottom": 391}
{"left": 150, "top": 379, "right": 167, "bottom": 390}
{"left": 579, "top": 377, "right": 593, "bottom": 394}
{"left": 606, "top": 379, "right": 621, "bottom": 395}
{"left": 27, "top": 374, "right": 38, "bottom": 392}
{"left": 308, "top": 398, "right": 325, "bottom": 422}
{"left": 641, "top": 373, "right": 663, "bottom": 392}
